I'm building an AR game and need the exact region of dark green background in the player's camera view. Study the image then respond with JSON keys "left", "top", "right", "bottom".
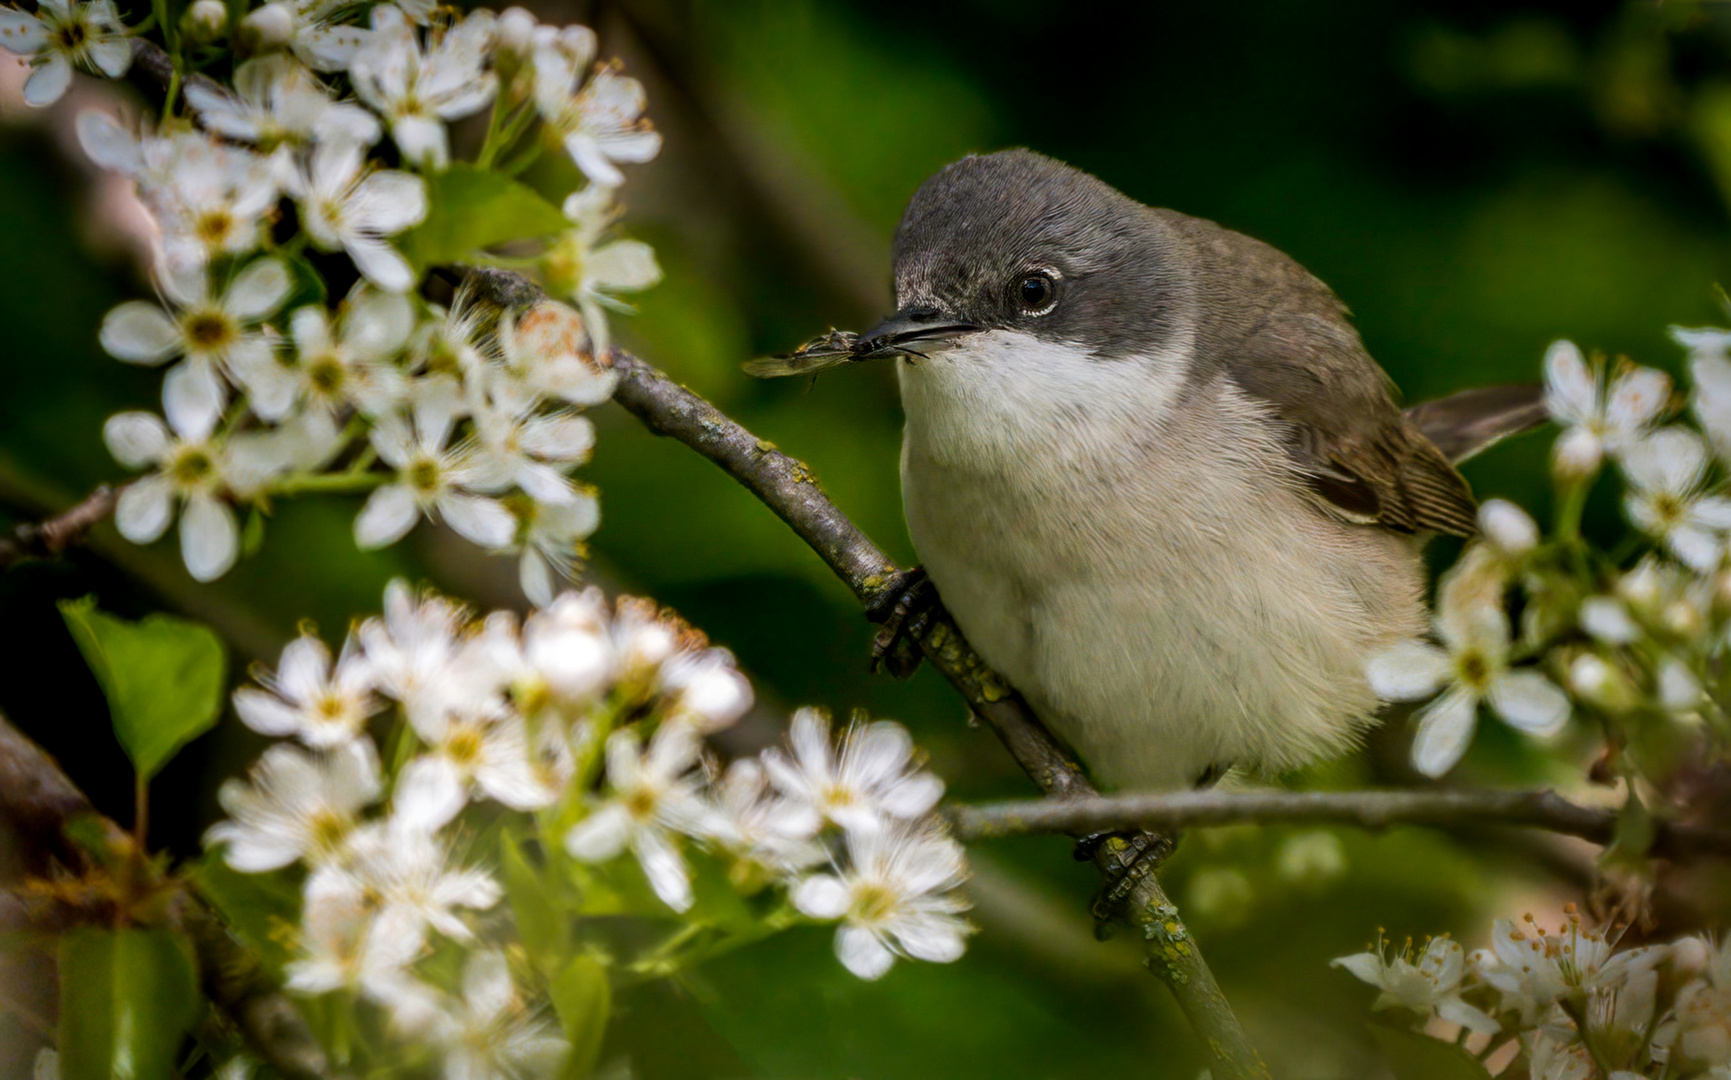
{"left": 4, "top": 0, "right": 1730, "bottom": 1074}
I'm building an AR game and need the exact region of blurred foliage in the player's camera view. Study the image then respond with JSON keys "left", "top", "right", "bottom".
{"left": 7, "top": 0, "right": 1731, "bottom": 1076}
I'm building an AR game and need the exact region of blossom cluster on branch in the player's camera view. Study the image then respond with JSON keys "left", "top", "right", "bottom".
{"left": 1336, "top": 908, "right": 1731, "bottom": 1078}
{"left": 4, "top": 0, "right": 662, "bottom": 601}
{"left": 1368, "top": 330, "right": 1731, "bottom": 787}
{"left": 198, "top": 579, "right": 968, "bottom": 1076}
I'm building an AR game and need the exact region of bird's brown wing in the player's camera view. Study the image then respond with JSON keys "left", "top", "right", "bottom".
{"left": 1403, "top": 383, "right": 1547, "bottom": 466}
{"left": 1223, "top": 321, "right": 1480, "bottom": 539}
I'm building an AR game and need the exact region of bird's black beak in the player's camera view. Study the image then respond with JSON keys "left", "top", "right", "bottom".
{"left": 856, "top": 308, "right": 980, "bottom": 360}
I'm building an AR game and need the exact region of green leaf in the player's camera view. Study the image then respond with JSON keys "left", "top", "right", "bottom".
{"left": 58, "top": 597, "right": 227, "bottom": 781}
{"left": 502, "top": 834, "right": 571, "bottom": 971}
{"left": 58, "top": 928, "right": 202, "bottom": 1080}
{"left": 240, "top": 506, "right": 266, "bottom": 558}
{"left": 395, "top": 163, "right": 570, "bottom": 271}
{"left": 189, "top": 852, "right": 301, "bottom": 978}
{"left": 277, "top": 251, "right": 329, "bottom": 315}
{"left": 550, "top": 955, "right": 612, "bottom": 1080}
{"left": 1368, "top": 1025, "right": 1495, "bottom": 1080}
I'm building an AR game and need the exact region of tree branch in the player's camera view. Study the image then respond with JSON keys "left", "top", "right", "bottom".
{"left": 948, "top": 787, "right": 1731, "bottom": 860}
{"left": 0, "top": 484, "right": 119, "bottom": 572}
{"left": 0, "top": 713, "right": 330, "bottom": 1080}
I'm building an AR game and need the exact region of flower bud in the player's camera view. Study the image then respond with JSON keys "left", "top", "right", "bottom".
{"left": 1569, "top": 653, "right": 1638, "bottom": 712}
{"left": 497, "top": 7, "right": 536, "bottom": 54}
{"left": 1479, "top": 498, "right": 1539, "bottom": 557}
{"left": 1657, "top": 659, "right": 1703, "bottom": 712}
{"left": 1579, "top": 596, "right": 1640, "bottom": 644}
{"left": 1661, "top": 597, "right": 1705, "bottom": 640}
{"left": 240, "top": 2, "right": 294, "bottom": 49}
{"left": 181, "top": 0, "right": 227, "bottom": 42}
{"left": 1670, "top": 934, "right": 1711, "bottom": 978}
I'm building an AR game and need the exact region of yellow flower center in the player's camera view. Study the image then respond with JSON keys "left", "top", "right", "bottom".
{"left": 183, "top": 310, "right": 236, "bottom": 351}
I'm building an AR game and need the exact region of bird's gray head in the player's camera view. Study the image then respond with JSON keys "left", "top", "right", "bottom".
{"left": 864, "top": 149, "right": 1194, "bottom": 361}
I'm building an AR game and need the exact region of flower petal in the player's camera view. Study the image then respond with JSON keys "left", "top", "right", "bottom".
{"left": 1365, "top": 641, "right": 1451, "bottom": 701}
{"left": 835, "top": 925, "right": 895, "bottom": 981}
{"left": 438, "top": 492, "right": 517, "bottom": 549}
{"left": 1487, "top": 671, "right": 1570, "bottom": 737}
{"left": 791, "top": 875, "right": 850, "bottom": 920}
{"left": 115, "top": 476, "right": 175, "bottom": 543}
{"left": 1543, "top": 340, "right": 1595, "bottom": 425}
{"left": 564, "top": 803, "right": 630, "bottom": 861}
{"left": 226, "top": 258, "right": 292, "bottom": 321}
{"left": 181, "top": 493, "right": 239, "bottom": 581}
{"left": 393, "top": 755, "right": 468, "bottom": 832}
{"left": 103, "top": 412, "right": 171, "bottom": 468}
{"left": 100, "top": 302, "right": 182, "bottom": 364}
{"left": 354, "top": 483, "right": 421, "bottom": 549}
{"left": 1410, "top": 687, "right": 1478, "bottom": 778}
{"left": 23, "top": 55, "right": 73, "bottom": 107}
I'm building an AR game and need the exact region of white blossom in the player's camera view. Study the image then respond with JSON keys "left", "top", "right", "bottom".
{"left": 185, "top": 54, "right": 381, "bottom": 150}
{"left": 656, "top": 648, "right": 753, "bottom": 733}
{"left": 539, "top": 185, "right": 661, "bottom": 355}
{"left": 241, "top": 0, "right": 373, "bottom": 73}
{"left": 394, "top": 706, "right": 553, "bottom": 832}
{"left": 792, "top": 825, "right": 971, "bottom": 981}
{"left": 274, "top": 287, "right": 415, "bottom": 420}
{"left": 205, "top": 739, "right": 382, "bottom": 872}
{"left": 706, "top": 758, "right": 824, "bottom": 875}
{"left": 1366, "top": 602, "right": 1569, "bottom": 778}
{"left": 466, "top": 371, "right": 595, "bottom": 505}
{"left": 343, "top": 822, "right": 501, "bottom": 941}
{"left": 285, "top": 139, "right": 427, "bottom": 292}
{"left": 1332, "top": 935, "right": 1500, "bottom": 1035}
{"left": 1544, "top": 340, "right": 1670, "bottom": 478}
{"left": 762, "top": 708, "right": 944, "bottom": 835}
{"left": 0, "top": 0, "right": 130, "bottom": 106}
{"left": 1619, "top": 427, "right": 1731, "bottom": 572}
{"left": 531, "top": 49, "right": 661, "bottom": 187}
{"left": 349, "top": 7, "right": 497, "bottom": 169}
{"left": 565, "top": 724, "right": 710, "bottom": 912}
{"left": 152, "top": 143, "right": 284, "bottom": 274}
{"left": 285, "top": 866, "right": 425, "bottom": 1000}
{"left": 355, "top": 378, "right": 517, "bottom": 550}
{"left": 1473, "top": 915, "right": 1666, "bottom": 1027}
{"left": 99, "top": 258, "right": 291, "bottom": 433}
{"left": 414, "top": 951, "right": 570, "bottom": 1080}
{"left": 234, "top": 633, "right": 381, "bottom": 748}
{"left": 356, "top": 579, "right": 498, "bottom": 735}
{"left": 103, "top": 396, "right": 245, "bottom": 582}
{"left": 498, "top": 298, "right": 619, "bottom": 406}
{"left": 517, "top": 494, "right": 600, "bottom": 608}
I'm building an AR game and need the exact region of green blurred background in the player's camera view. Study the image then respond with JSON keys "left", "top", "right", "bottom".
{"left": 6, "top": 0, "right": 1731, "bottom": 1075}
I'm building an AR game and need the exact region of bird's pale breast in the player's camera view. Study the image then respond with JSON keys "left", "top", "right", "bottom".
{"left": 897, "top": 333, "right": 1427, "bottom": 791}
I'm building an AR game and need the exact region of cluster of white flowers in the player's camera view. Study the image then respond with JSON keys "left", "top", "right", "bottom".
{"left": 1367, "top": 330, "right": 1731, "bottom": 778}
{"left": 4, "top": 0, "right": 665, "bottom": 600}
{"left": 202, "top": 579, "right": 968, "bottom": 1071}
{"left": 1336, "top": 910, "right": 1731, "bottom": 1077}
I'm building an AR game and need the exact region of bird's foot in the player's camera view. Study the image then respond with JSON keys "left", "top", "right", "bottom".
{"left": 1076, "top": 830, "right": 1179, "bottom": 940}
{"left": 866, "top": 567, "right": 940, "bottom": 678}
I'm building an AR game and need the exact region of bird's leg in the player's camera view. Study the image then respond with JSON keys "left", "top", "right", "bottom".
{"left": 866, "top": 567, "right": 941, "bottom": 678}
{"left": 1079, "top": 830, "right": 1179, "bottom": 939}
{"left": 1081, "top": 765, "right": 1226, "bottom": 937}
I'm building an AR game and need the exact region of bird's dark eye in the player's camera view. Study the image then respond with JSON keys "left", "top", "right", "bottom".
{"left": 1016, "top": 272, "right": 1057, "bottom": 315}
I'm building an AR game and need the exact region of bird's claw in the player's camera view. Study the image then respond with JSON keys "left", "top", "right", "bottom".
{"left": 1077, "top": 830, "right": 1178, "bottom": 940}
{"left": 867, "top": 567, "right": 940, "bottom": 678}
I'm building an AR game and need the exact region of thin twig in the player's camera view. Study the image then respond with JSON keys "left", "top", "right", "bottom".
{"left": 0, "top": 713, "right": 330, "bottom": 1080}
{"left": 0, "top": 484, "right": 120, "bottom": 571}
{"left": 947, "top": 788, "right": 1731, "bottom": 861}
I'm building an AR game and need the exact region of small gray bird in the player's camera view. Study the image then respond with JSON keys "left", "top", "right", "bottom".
{"left": 782, "top": 149, "right": 1543, "bottom": 793}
